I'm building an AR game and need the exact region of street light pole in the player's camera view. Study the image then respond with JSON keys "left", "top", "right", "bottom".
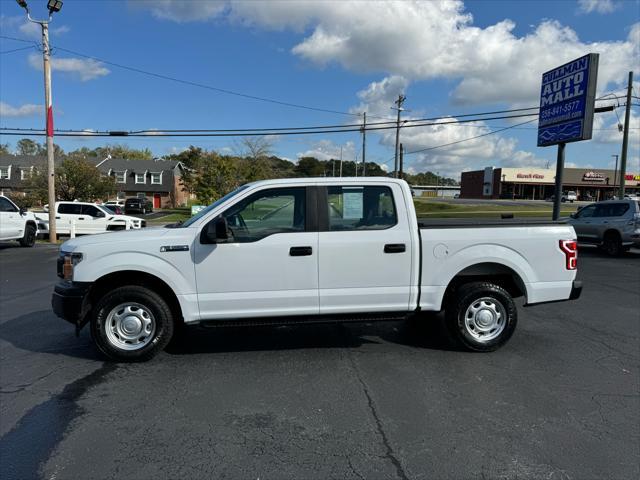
{"left": 16, "top": 0, "right": 63, "bottom": 243}
{"left": 612, "top": 154, "right": 619, "bottom": 194}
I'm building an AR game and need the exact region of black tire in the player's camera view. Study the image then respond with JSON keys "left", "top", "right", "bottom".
{"left": 445, "top": 282, "right": 517, "bottom": 352}
{"left": 601, "top": 231, "right": 622, "bottom": 256}
{"left": 91, "top": 285, "right": 174, "bottom": 362}
{"left": 19, "top": 224, "right": 36, "bottom": 247}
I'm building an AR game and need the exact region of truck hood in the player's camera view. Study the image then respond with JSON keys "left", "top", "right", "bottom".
{"left": 61, "top": 227, "right": 177, "bottom": 250}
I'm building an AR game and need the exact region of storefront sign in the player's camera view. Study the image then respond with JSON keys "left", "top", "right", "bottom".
{"left": 625, "top": 174, "right": 640, "bottom": 181}
{"left": 516, "top": 173, "right": 546, "bottom": 180}
{"left": 537, "top": 53, "right": 599, "bottom": 147}
{"left": 582, "top": 171, "right": 605, "bottom": 182}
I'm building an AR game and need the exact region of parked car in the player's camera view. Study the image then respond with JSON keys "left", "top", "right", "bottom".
{"left": 547, "top": 191, "right": 577, "bottom": 203}
{"left": 453, "top": 193, "right": 460, "bottom": 199}
{"left": 103, "top": 205, "right": 124, "bottom": 215}
{"left": 104, "top": 199, "right": 125, "bottom": 208}
{"left": 0, "top": 195, "right": 38, "bottom": 247}
{"left": 52, "top": 177, "right": 581, "bottom": 361}
{"left": 36, "top": 201, "right": 145, "bottom": 235}
{"left": 568, "top": 199, "right": 640, "bottom": 255}
{"left": 125, "top": 197, "right": 153, "bottom": 215}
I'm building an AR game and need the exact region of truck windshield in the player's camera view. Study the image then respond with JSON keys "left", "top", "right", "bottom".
{"left": 179, "top": 185, "right": 250, "bottom": 228}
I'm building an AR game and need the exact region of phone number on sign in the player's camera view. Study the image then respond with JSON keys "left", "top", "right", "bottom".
{"left": 540, "top": 100, "right": 581, "bottom": 120}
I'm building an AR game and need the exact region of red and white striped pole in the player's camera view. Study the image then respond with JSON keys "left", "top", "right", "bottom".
{"left": 41, "top": 21, "right": 57, "bottom": 242}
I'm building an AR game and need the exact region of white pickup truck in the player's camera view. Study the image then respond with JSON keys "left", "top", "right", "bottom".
{"left": 52, "top": 178, "right": 582, "bottom": 361}
{"left": 36, "top": 201, "right": 145, "bottom": 235}
{"left": 0, "top": 195, "right": 39, "bottom": 247}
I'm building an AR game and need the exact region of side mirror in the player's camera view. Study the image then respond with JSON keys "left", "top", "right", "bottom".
{"left": 569, "top": 213, "right": 576, "bottom": 219}
{"left": 201, "top": 216, "right": 228, "bottom": 244}
{"left": 19, "top": 206, "right": 27, "bottom": 215}
{"left": 95, "top": 211, "right": 106, "bottom": 218}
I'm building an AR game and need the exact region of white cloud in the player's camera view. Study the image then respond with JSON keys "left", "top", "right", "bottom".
{"left": 577, "top": 0, "right": 619, "bottom": 14}
{"left": 19, "top": 21, "right": 69, "bottom": 39}
{"left": 137, "top": 1, "right": 639, "bottom": 107}
{"left": 135, "top": 0, "right": 227, "bottom": 23}
{"left": 0, "top": 102, "right": 42, "bottom": 117}
{"left": 28, "top": 53, "right": 110, "bottom": 81}
{"left": 297, "top": 140, "right": 356, "bottom": 162}
{"left": 0, "top": 15, "right": 22, "bottom": 29}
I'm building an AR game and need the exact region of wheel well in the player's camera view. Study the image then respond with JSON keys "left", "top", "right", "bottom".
{"left": 25, "top": 220, "right": 37, "bottom": 229}
{"left": 443, "top": 262, "right": 526, "bottom": 305}
{"left": 89, "top": 271, "right": 183, "bottom": 324}
{"left": 603, "top": 229, "right": 621, "bottom": 240}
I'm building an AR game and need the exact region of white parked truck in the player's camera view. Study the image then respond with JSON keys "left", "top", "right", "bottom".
{"left": 36, "top": 201, "right": 145, "bottom": 235}
{"left": 0, "top": 195, "right": 39, "bottom": 247}
{"left": 52, "top": 178, "right": 582, "bottom": 361}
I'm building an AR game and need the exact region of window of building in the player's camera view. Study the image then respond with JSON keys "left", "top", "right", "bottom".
{"left": 137, "top": 192, "right": 146, "bottom": 199}
{"left": 135, "top": 172, "right": 146, "bottom": 184}
{"left": 20, "top": 168, "right": 31, "bottom": 180}
{"left": 326, "top": 186, "right": 397, "bottom": 231}
{"left": 0, "top": 166, "right": 10, "bottom": 180}
{"left": 221, "top": 187, "right": 306, "bottom": 243}
{"left": 150, "top": 172, "right": 162, "bottom": 184}
{"left": 114, "top": 171, "right": 126, "bottom": 183}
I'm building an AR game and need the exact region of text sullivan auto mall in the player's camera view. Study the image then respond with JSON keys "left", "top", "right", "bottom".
{"left": 460, "top": 166, "right": 640, "bottom": 200}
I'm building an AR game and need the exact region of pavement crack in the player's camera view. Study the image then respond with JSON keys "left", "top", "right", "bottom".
{"left": 0, "top": 369, "right": 57, "bottom": 394}
{"left": 346, "top": 351, "right": 409, "bottom": 480}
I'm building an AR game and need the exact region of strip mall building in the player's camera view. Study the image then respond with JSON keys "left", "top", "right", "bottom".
{"left": 460, "top": 167, "right": 640, "bottom": 201}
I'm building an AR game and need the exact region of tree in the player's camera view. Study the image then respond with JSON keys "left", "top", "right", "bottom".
{"left": 24, "top": 157, "right": 115, "bottom": 204}
{"left": 165, "top": 146, "right": 206, "bottom": 195}
{"left": 17, "top": 139, "right": 42, "bottom": 156}
{"left": 238, "top": 136, "right": 273, "bottom": 181}
{"left": 0, "top": 143, "right": 10, "bottom": 155}
{"left": 295, "top": 157, "right": 325, "bottom": 177}
{"left": 194, "top": 154, "right": 239, "bottom": 204}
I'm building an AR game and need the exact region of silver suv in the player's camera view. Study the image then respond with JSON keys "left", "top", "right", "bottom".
{"left": 568, "top": 199, "right": 640, "bottom": 256}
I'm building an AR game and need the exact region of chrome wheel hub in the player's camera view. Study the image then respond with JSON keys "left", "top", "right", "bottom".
{"left": 464, "top": 297, "right": 506, "bottom": 342}
{"left": 105, "top": 303, "right": 156, "bottom": 351}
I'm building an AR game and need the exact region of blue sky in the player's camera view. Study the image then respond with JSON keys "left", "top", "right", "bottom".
{"left": 1, "top": 0, "right": 639, "bottom": 178}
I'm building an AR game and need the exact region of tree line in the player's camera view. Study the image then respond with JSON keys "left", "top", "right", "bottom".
{"left": 1, "top": 138, "right": 459, "bottom": 207}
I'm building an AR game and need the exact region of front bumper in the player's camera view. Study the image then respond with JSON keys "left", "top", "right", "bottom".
{"left": 51, "top": 281, "right": 92, "bottom": 327}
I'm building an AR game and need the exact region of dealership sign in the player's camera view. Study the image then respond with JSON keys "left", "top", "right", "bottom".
{"left": 582, "top": 171, "right": 605, "bottom": 182}
{"left": 537, "top": 53, "right": 599, "bottom": 147}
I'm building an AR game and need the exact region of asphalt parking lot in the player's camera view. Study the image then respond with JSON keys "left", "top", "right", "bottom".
{"left": 0, "top": 243, "right": 638, "bottom": 480}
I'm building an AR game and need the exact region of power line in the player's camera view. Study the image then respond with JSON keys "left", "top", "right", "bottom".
{"left": 0, "top": 34, "right": 39, "bottom": 45}
{"left": 0, "top": 112, "right": 543, "bottom": 138}
{"left": 0, "top": 45, "right": 36, "bottom": 55}
{"left": 405, "top": 118, "right": 538, "bottom": 155}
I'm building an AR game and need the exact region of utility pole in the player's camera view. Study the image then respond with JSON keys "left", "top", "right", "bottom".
{"left": 332, "top": 159, "right": 335, "bottom": 177}
{"left": 436, "top": 172, "right": 439, "bottom": 198}
{"left": 618, "top": 71, "right": 633, "bottom": 198}
{"left": 612, "top": 154, "right": 619, "bottom": 193}
{"left": 398, "top": 144, "right": 404, "bottom": 179}
{"left": 17, "top": 0, "right": 64, "bottom": 243}
{"left": 355, "top": 153, "right": 359, "bottom": 177}
{"left": 392, "top": 95, "right": 406, "bottom": 178}
{"left": 339, "top": 147, "right": 343, "bottom": 177}
{"left": 361, "top": 112, "right": 366, "bottom": 176}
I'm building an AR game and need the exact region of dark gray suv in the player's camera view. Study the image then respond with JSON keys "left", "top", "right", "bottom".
{"left": 124, "top": 197, "right": 153, "bottom": 215}
{"left": 568, "top": 199, "right": 640, "bottom": 255}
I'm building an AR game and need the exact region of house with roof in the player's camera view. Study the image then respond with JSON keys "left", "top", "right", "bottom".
{"left": 96, "top": 157, "right": 190, "bottom": 208}
{"left": 0, "top": 155, "right": 191, "bottom": 208}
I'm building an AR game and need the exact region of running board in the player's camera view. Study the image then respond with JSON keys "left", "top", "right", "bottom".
{"left": 198, "top": 312, "right": 410, "bottom": 329}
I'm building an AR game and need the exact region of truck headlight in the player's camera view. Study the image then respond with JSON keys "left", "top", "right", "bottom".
{"left": 58, "top": 252, "right": 83, "bottom": 280}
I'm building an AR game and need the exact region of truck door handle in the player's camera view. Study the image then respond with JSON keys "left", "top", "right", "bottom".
{"left": 384, "top": 243, "right": 406, "bottom": 253}
{"left": 289, "top": 246, "right": 312, "bottom": 256}
{"left": 78, "top": 217, "right": 85, "bottom": 220}
{"left": 55, "top": 216, "right": 60, "bottom": 219}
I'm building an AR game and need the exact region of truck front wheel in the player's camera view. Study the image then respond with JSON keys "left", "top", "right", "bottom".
{"left": 445, "top": 282, "right": 517, "bottom": 352}
{"left": 91, "top": 286, "right": 174, "bottom": 362}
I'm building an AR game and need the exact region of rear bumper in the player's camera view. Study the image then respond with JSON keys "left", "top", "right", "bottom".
{"left": 569, "top": 280, "right": 582, "bottom": 300}
{"left": 51, "top": 281, "right": 92, "bottom": 326}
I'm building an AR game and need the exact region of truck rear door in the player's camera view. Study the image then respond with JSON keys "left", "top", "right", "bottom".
{"left": 317, "top": 183, "right": 413, "bottom": 314}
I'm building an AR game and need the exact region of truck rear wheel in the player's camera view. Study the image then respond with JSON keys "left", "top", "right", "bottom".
{"left": 91, "top": 285, "right": 174, "bottom": 362}
{"left": 445, "top": 282, "right": 517, "bottom": 352}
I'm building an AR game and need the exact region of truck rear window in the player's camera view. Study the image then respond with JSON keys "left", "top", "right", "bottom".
{"left": 326, "top": 186, "right": 397, "bottom": 231}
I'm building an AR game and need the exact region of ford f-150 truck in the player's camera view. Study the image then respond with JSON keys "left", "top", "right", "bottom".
{"left": 52, "top": 178, "right": 582, "bottom": 361}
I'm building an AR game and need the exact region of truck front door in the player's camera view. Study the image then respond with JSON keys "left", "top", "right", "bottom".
{"left": 194, "top": 186, "right": 319, "bottom": 320}
{"left": 317, "top": 184, "right": 413, "bottom": 314}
